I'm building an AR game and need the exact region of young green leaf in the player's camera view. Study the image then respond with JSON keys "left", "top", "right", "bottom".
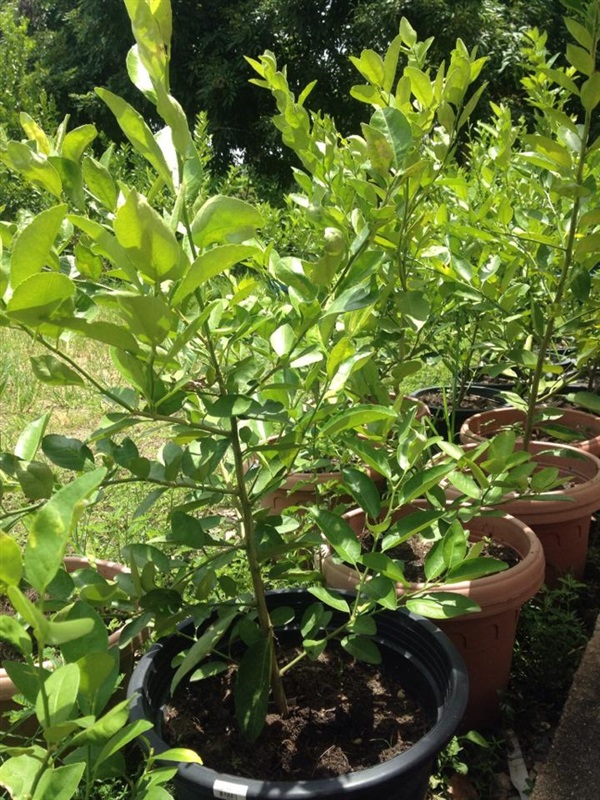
{"left": 307, "top": 586, "right": 350, "bottom": 613}
{"left": 36, "top": 662, "right": 80, "bottom": 728}
{"left": 10, "top": 205, "right": 67, "bottom": 289}
{"left": 235, "top": 633, "right": 272, "bottom": 742}
{"left": 310, "top": 509, "right": 361, "bottom": 564}
{"left": 406, "top": 592, "right": 480, "bottom": 619}
{"left": 341, "top": 467, "right": 381, "bottom": 519}
{"left": 341, "top": 634, "right": 381, "bottom": 664}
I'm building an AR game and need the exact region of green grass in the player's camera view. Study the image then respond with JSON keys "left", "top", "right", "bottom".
{"left": 0, "top": 327, "right": 109, "bottom": 446}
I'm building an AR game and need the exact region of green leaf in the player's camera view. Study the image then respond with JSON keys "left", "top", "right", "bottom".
{"left": 446, "top": 558, "right": 507, "bottom": 582}
{"left": 307, "top": 586, "right": 350, "bottom": 614}
{"left": 95, "top": 88, "right": 173, "bottom": 187}
{"left": 3, "top": 141, "right": 62, "bottom": 197}
{"left": 300, "top": 602, "right": 332, "bottom": 639}
{"left": 0, "top": 755, "right": 41, "bottom": 799}
{"left": 30, "top": 355, "right": 85, "bottom": 387}
{"left": 62, "top": 125, "right": 97, "bottom": 162}
{"left": 581, "top": 72, "right": 600, "bottom": 112}
{"left": 566, "top": 43, "right": 594, "bottom": 75}
{"left": 569, "top": 391, "right": 600, "bottom": 414}
{"left": 14, "top": 413, "right": 51, "bottom": 460}
{"left": 349, "top": 49, "right": 385, "bottom": 86}
{"left": 235, "top": 632, "right": 272, "bottom": 741}
{"left": 42, "top": 435, "right": 94, "bottom": 470}
{"left": 381, "top": 510, "right": 445, "bottom": 552}
{"left": 58, "top": 601, "right": 107, "bottom": 658}
{"left": 398, "top": 463, "right": 454, "bottom": 505}
{"left": 46, "top": 616, "right": 96, "bottom": 646}
{"left": 406, "top": 593, "right": 480, "bottom": 619}
{"left": 345, "top": 437, "right": 392, "bottom": 480}
{"left": 189, "top": 660, "right": 229, "bottom": 682}
{"left": 341, "top": 634, "right": 381, "bottom": 664}
{"left": 36, "top": 663, "right": 80, "bottom": 728}
{"left": 4, "top": 659, "right": 51, "bottom": 703}
{"left": 171, "top": 608, "right": 237, "bottom": 694}
{"left": 350, "top": 83, "right": 384, "bottom": 104}
{"left": 10, "top": 205, "right": 67, "bottom": 289}
{"left": 191, "top": 195, "right": 263, "bottom": 249}
{"left": 65, "top": 318, "right": 140, "bottom": 353}
{"left": 95, "top": 719, "right": 154, "bottom": 768}
{"left": 114, "top": 190, "right": 182, "bottom": 283}
{"left": 156, "top": 748, "right": 203, "bottom": 764}
{"left": 82, "top": 156, "right": 118, "bottom": 211}
{"left": 114, "top": 292, "right": 173, "bottom": 345}
{"left": 395, "top": 290, "right": 430, "bottom": 331}
{"left": 361, "top": 575, "right": 398, "bottom": 609}
{"left": 310, "top": 509, "right": 361, "bottom": 564}
{"left": 67, "top": 215, "right": 137, "bottom": 282}
{"left": 16, "top": 460, "right": 54, "bottom": 500}
{"left": 341, "top": 467, "right": 381, "bottom": 519}
{"left": 173, "top": 244, "right": 257, "bottom": 303}
{"left": 24, "top": 468, "right": 107, "bottom": 593}
{"left": 7, "top": 272, "right": 75, "bottom": 326}
{"left": 324, "top": 283, "right": 378, "bottom": 317}
{"left": 565, "top": 17, "right": 594, "bottom": 50}
{"left": 447, "top": 471, "right": 482, "bottom": 500}
{"left": 0, "top": 614, "right": 31, "bottom": 655}
{"left": 75, "top": 651, "right": 119, "bottom": 715}
{"left": 405, "top": 66, "right": 434, "bottom": 107}
{"left": 71, "top": 697, "right": 129, "bottom": 746}
{"left": 303, "top": 638, "right": 327, "bottom": 659}
{"left": 32, "top": 763, "right": 86, "bottom": 800}
{"left": 20, "top": 112, "right": 51, "bottom": 153}
{"left": 320, "top": 404, "right": 397, "bottom": 437}
{"left": 369, "top": 107, "right": 413, "bottom": 168}
{"left": 270, "top": 323, "right": 295, "bottom": 357}
{"left": 575, "top": 232, "right": 600, "bottom": 257}
{"left": 360, "top": 552, "right": 406, "bottom": 583}
{"left": 441, "top": 521, "right": 469, "bottom": 570}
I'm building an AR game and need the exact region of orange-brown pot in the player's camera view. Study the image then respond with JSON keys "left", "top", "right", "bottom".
{"left": 459, "top": 405, "right": 600, "bottom": 457}
{"left": 319, "top": 510, "right": 544, "bottom": 729}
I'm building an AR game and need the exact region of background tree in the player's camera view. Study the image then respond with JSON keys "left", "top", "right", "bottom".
{"left": 11, "top": 0, "right": 567, "bottom": 186}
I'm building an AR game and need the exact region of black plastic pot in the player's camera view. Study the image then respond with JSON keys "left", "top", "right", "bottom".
{"left": 410, "top": 384, "right": 508, "bottom": 441}
{"left": 127, "top": 589, "right": 468, "bottom": 800}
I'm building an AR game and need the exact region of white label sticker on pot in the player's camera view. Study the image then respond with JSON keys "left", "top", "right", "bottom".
{"left": 213, "top": 778, "right": 249, "bottom": 799}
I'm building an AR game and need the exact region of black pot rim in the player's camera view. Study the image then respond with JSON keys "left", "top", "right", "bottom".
{"left": 127, "top": 588, "right": 468, "bottom": 798}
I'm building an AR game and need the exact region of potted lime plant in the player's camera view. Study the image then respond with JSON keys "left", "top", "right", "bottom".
{"left": 443, "top": 2, "right": 600, "bottom": 581}
{"left": 0, "top": 3, "right": 527, "bottom": 798}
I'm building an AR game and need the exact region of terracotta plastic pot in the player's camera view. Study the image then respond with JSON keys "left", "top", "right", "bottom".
{"left": 450, "top": 440, "right": 600, "bottom": 585}
{"left": 459, "top": 405, "right": 600, "bottom": 458}
{"left": 320, "top": 510, "right": 544, "bottom": 728}
{"left": 0, "top": 556, "right": 138, "bottom": 731}
{"left": 410, "top": 385, "right": 508, "bottom": 441}
{"left": 128, "top": 589, "right": 468, "bottom": 800}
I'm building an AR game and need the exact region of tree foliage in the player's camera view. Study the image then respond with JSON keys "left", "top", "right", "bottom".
{"left": 11, "top": 0, "right": 568, "bottom": 183}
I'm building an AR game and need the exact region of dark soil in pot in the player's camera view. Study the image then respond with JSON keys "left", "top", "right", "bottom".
{"left": 164, "top": 640, "right": 428, "bottom": 780}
